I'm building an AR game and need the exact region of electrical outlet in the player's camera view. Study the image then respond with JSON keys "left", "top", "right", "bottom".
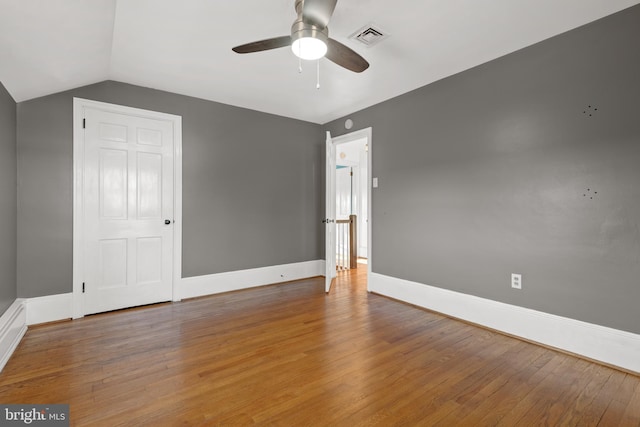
{"left": 511, "top": 273, "right": 522, "bottom": 290}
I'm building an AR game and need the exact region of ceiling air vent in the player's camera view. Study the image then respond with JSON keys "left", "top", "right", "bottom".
{"left": 349, "top": 24, "right": 389, "bottom": 47}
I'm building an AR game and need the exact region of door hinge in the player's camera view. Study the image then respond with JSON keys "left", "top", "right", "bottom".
{"left": 82, "top": 118, "right": 86, "bottom": 129}
{"left": 82, "top": 282, "right": 85, "bottom": 293}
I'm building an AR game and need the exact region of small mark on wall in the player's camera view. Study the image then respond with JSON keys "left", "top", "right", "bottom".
{"left": 582, "top": 105, "right": 598, "bottom": 117}
{"left": 583, "top": 188, "right": 598, "bottom": 200}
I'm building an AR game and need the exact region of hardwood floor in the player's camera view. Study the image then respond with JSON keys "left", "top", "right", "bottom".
{"left": 1, "top": 268, "right": 639, "bottom": 426}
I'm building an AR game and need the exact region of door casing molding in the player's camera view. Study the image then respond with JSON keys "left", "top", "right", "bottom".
{"left": 328, "top": 127, "right": 372, "bottom": 290}
{"left": 72, "top": 98, "right": 183, "bottom": 318}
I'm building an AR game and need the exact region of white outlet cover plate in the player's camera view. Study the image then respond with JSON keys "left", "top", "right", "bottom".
{"left": 511, "top": 273, "right": 522, "bottom": 289}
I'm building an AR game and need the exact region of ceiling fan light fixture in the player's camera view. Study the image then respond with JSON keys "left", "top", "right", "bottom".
{"left": 292, "top": 36, "right": 327, "bottom": 60}
{"left": 232, "top": 0, "right": 369, "bottom": 73}
{"left": 291, "top": 18, "right": 329, "bottom": 60}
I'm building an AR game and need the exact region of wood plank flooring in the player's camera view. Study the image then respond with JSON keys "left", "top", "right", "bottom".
{"left": 1, "top": 268, "right": 639, "bottom": 426}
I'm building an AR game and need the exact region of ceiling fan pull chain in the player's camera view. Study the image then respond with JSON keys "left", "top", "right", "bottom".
{"left": 299, "top": 56, "right": 302, "bottom": 73}
{"left": 316, "top": 59, "right": 320, "bottom": 89}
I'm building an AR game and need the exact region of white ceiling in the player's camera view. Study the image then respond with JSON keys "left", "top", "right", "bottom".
{"left": 1, "top": 0, "right": 638, "bottom": 124}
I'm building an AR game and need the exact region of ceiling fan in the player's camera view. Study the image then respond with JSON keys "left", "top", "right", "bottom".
{"left": 232, "top": 0, "right": 369, "bottom": 73}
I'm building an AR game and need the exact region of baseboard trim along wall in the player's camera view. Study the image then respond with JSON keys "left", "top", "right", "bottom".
{"left": 180, "top": 260, "right": 324, "bottom": 300}
{"left": 25, "top": 293, "right": 73, "bottom": 326}
{"left": 369, "top": 272, "right": 640, "bottom": 374}
{"left": 0, "top": 299, "right": 28, "bottom": 372}
{"left": 18, "top": 261, "right": 324, "bottom": 326}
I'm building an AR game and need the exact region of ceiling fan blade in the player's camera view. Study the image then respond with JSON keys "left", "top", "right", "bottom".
{"left": 326, "top": 38, "right": 370, "bottom": 73}
{"left": 302, "top": 0, "right": 338, "bottom": 29}
{"left": 232, "top": 36, "right": 291, "bottom": 54}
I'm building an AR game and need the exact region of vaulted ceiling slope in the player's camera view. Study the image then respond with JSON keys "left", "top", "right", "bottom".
{"left": 1, "top": 0, "right": 638, "bottom": 124}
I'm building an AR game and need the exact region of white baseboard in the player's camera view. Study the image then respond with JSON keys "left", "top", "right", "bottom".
{"left": 25, "top": 293, "right": 73, "bottom": 326}
{"left": 0, "top": 299, "right": 28, "bottom": 372}
{"left": 369, "top": 272, "right": 640, "bottom": 374}
{"left": 20, "top": 261, "right": 323, "bottom": 324}
{"left": 180, "top": 260, "right": 324, "bottom": 300}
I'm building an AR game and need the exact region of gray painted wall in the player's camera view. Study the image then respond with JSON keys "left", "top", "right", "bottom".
{"left": 17, "top": 81, "right": 323, "bottom": 298}
{"left": 325, "top": 5, "right": 640, "bottom": 334}
{"left": 0, "top": 81, "right": 17, "bottom": 314}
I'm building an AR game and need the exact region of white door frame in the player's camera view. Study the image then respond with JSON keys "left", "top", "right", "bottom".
{"left": 328, "top": 127, "right": 373, "bottom": 290}
{"left": 325, "top": 132, "right": 337, "bottom": 292}
{"left": 72, "top": 98, "right": 183, "bottom": 318}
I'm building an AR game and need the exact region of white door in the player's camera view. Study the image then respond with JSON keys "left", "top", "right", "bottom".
{"left": 82, "top": 107, "right": 174, "bottom": 315}
{"left": 325, "top": 131, "right": 337, "bottom": 292}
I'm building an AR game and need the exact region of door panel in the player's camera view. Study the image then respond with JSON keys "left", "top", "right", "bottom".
{"left": 99, "top": 149, "right": 128, "bottom": 219}
{"left": 325, "top": 132, "right": 336, "bottom": 293}
{"left": 137, "top": 127, "right": 163, "bottom": 146}
{"left": 99, "top": 122, "right": 127, "bottom": 142}
{"left": 136, "top": 237, "right": 162, "bottom": 285}
{"left": 137, "top": 152, "right": 162, "bottom": 219}
{"left": 99, "top": 239, "right": 127, "bottom": 289}
{"left": 83, "top": 107, "right": 174, "bottom": 315}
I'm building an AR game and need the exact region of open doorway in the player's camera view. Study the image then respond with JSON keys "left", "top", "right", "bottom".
{"left": 326, "top": 127, "right": 372, "bottom": 291}
{"left": 335, "top": 138, "right": 368, "bottom": 266}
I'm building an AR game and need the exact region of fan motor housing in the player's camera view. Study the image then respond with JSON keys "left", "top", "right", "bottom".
{"left": 291, "top": 18, "right": 329, "bottom": 45}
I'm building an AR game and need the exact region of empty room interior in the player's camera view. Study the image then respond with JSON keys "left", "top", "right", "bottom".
{"left": 1, "top": 1, "right": 640, "bottom": 425}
